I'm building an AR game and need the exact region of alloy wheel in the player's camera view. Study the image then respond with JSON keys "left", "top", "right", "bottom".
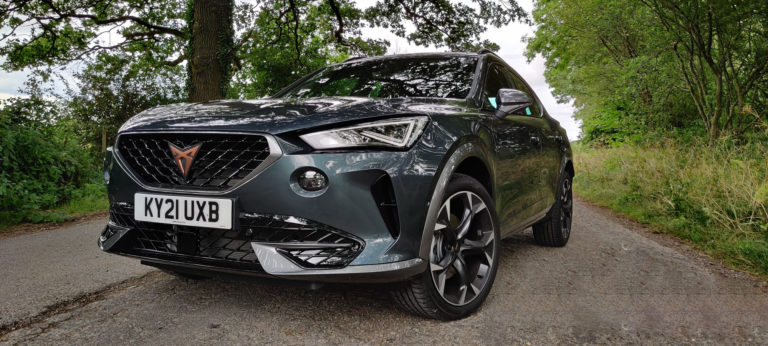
{"left": 430, "top": 191, "right": 496, "bottom": 306}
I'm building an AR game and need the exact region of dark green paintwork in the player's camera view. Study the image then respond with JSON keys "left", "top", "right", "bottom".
{"left": 102, "top": 52, "right": 573, "bottom": 277}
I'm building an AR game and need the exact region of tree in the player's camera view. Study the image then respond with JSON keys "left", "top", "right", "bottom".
{"left": 526, "top": 0, "right": 695, "bottom": 143}
{"left": 639, "top": 0, "right": 768, "bottom": 139}
{"left": 1, "top": 0, "right": 528, "bottom": 102}
{"left": 187, "top": 0, "right": 235, "bottom": 101}
{"left": 228, "top": 0, "right": 388, "bottom": 98}
{"left": 527, "top": 0, "right": 768, "bottom": 143}
{"left": 66, "top": 52, "right": 186, "bottom": 150}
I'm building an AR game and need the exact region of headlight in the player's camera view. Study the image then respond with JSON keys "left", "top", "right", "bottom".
{"left": 299, "top": 116, "right": 428, "bottom": 150}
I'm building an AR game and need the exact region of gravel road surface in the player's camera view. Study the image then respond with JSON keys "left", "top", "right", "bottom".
{"left": 2, "top": 198, "right": 768, "bottom": 344}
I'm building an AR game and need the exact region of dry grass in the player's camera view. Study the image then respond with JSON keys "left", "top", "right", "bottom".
{"left": 574, "top": 141, "right": 768, "bottom": 276}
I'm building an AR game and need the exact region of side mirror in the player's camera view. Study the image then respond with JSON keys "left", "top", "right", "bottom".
{"left": 495, "top": 88, "right": 532, "bottom": 118}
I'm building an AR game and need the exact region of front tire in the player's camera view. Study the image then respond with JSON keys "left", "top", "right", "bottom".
{"left": 532, "top": 170, "right": 573, "bottom": 247}
{"left": 392, "top": 174, "right": 500, "bottom": 320}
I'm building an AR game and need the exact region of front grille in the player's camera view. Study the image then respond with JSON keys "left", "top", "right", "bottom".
{"left": 108, "top": 204, "right": 364, "bottom": 270}
{"left": 109, "top": 203, "right": 261, "bottom": 270}
{"left": 116, "top": 133, "right": 271, "bottom": 190}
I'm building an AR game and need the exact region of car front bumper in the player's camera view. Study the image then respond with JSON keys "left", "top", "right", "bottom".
{"left": 99, "top": 132, "right": 444, "bottom": 283}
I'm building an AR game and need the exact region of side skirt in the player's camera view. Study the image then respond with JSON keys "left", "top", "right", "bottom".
{"left": 499, "top": 206, "right": 551, "bottom": 239}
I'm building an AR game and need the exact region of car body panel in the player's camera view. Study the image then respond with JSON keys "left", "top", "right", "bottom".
{"left": 119, "top": 97, "right": 471, "bottom": 135}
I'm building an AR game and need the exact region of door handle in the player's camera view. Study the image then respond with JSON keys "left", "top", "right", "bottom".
{"left": 530, "top": 136, "right": 541, "bottom": 146}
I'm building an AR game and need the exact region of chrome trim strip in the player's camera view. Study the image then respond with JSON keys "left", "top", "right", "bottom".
{"left": 251, "top": 242, "right": 423, "bottom": 275}
{"left": 112, "top": 131, "right": 283, "bottom": 196}
{"left": 255, "top": 242, "right": 355, "bottom": 249}
{"left": 106, "top": 221, "right": 130, "bottom": 230}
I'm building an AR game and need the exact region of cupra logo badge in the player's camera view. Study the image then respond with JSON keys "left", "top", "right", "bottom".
{"left": 168, "top": 142, "right": 201, "bottom": 177}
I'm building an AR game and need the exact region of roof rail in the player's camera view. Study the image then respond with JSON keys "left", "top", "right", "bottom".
{"left": 477, "top": 48, "right": 501, "bottom": 57}
{"left": 343, "top": 56, "right": 367, "bottom": 63}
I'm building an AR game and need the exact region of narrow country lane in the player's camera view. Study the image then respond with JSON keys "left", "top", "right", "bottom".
{"left": 2, "top": 198, "right": 767, "bottom": 344}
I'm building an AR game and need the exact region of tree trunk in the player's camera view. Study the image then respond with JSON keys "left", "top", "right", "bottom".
{"left": 187, "top": 0, "right": 234, "bottom": 102}
{"left": 101, "top": 127, "right": 107, "bottom": 152}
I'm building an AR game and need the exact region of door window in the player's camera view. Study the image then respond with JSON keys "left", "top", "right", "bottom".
{"left": 505, "top": 70, "right": 542, "bottom": 117}
{"left": 482, "top": 64, "right": 515, "bottom": 111}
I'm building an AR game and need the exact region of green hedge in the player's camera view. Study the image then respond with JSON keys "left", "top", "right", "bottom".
{"left": 0, "top": 98, "right": 104, "bottom": 226}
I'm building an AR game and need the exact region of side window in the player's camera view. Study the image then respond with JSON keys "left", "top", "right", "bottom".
{"left": 506, "top": 70, "right": 542, "bottom": 117}
{"left": 482, "top": 64, "right": 515, "bottom": 111}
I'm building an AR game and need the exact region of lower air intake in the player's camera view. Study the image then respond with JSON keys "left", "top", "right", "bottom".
{"left": 241, "top": 213, "right": 365, "bottom": 268}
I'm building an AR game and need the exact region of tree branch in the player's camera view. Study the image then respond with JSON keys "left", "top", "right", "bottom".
{"left": 287, "top": 0, "right": 303, "bottom": 64}
{"left": 327, "top": 0, "right": 347, "bottom": 45}
{"left": 38, "top": 0, "right": 186, "bottom": 38}
{"left": 163, "top": 55, "right": 186, "bottom": 66}
{"left": 394, "top": 0, "right": 451, "bottom": 39}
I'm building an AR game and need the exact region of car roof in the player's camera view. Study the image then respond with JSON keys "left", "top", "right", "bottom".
{"left": 333, "top": 50, "right": 496, "bottom": 66}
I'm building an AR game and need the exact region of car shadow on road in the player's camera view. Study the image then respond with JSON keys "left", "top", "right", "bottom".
{"left": 143, "top": 230, "right": 541, "bottom": 324}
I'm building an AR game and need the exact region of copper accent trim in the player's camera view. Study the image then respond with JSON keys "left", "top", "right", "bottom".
{"left": 168, "top": 142, "right": 201, "bottom": 177}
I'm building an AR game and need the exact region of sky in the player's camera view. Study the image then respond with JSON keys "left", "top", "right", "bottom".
{"left": 0, "top": 0, "right": 580, "bottom": 139}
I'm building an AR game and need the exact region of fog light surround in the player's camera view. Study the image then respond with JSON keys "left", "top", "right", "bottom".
{"left": 291, "top": 168, "right": 329, "bottom": 196}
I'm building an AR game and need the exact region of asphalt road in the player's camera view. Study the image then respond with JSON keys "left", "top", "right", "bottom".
{"left": 2, "top": 198, "right": 768, "bottom": 344}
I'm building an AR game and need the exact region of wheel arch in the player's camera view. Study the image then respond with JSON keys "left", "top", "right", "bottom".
{"left": 418, "top": 137, "right": 493, "bottom": 260}
{"left": 454, "top": 156, "right": 493, "bottom": 199}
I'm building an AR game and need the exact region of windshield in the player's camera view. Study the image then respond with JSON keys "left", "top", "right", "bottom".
{"left": 280, "top": 57, "right": 478, "bottom": 99}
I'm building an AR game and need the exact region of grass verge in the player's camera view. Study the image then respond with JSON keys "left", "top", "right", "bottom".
{"left": 573, "top": 140, "right": 768, "bottom": 277}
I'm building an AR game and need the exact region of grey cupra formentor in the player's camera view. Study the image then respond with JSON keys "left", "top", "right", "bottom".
{"left": 99, "top": 50, "right": 574, "bottom": 320}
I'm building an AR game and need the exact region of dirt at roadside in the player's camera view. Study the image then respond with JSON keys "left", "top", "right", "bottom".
{"left": 0, "top": 211, "right": 108, "bottom": 240}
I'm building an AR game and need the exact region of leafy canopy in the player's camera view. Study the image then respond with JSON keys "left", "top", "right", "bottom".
{"left": 1, "top": 0, "right": 528, "bottom": 99}
{"left": 527, "top": 0, "right": 768, "bottom": 143}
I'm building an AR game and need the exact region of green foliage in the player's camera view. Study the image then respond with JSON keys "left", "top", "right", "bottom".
{"left": 0, "top": 0, "right": 188, "bottom": 71}
{"left": 228, "top": 0, "right": 372, "bottom": 98}
{"left": 67, "top": 53, "right": 186, "bottom": 149}
{"left": 526, "top": 0, "right": 691, "bottom": 143}
{"left": 527, "top": 0, "right": 768, "bottom": 142}
{"left": 640, "top": 0, "right": 768, "bottom": 138}
{"left": 574, "top": 141, "right": 768, "bottom": 276}
{"left": 0, "top": 97, "right": 105, "bottom": 227}
{"left": 364, "top": 0, "right": 528, "bottom": 51}
{"left": 756, "top": 183, "right": 768, "bottom": 206}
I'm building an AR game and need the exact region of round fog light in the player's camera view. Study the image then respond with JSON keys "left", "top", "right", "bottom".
{"left": 298, "top": 169, "right": 327, "bottom": 191}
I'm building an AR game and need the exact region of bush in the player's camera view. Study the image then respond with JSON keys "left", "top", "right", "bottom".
{"left": 0, "top": 97, "right": 103, "bottom": 227}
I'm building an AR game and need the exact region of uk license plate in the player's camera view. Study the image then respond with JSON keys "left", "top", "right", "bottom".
{"left": 134, "top": 193, "right": 233, "bottom": 229}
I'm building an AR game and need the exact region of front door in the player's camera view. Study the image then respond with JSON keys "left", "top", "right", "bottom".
{"left": 507, "top": 71, "right": 562, "bottom": 209}
{"left": 481, "top": 63, "right": 543, "bottom": 230}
